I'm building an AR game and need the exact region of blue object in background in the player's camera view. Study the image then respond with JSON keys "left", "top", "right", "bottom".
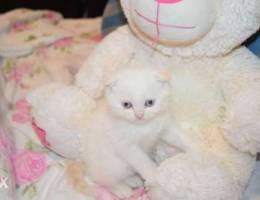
{"left": 246, "top": 31, "right": 260, "bottom": 57}
{"left": 101, "top": 0, "right": 127, "bottom": 37}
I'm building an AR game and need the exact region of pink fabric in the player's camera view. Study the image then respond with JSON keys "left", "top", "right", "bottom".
{"left": 11, "top": 22, "right": 31, "bottom": 33}
{"left": 12, "top": 99, "right": 51, "bottom": 147}
{"left": 0, "top": 138, "right": 5, "bottom": 152}
{"left": 0, "top": 9, "right": 102, "bottom": 198}
{"left": 43, "top": 11, "right": 61, "bottom": 22}
{"left": 53, "top": 37, "right": 74, "bottom": 49}
{"left": 0, "top": 123, "right": 14, "bottom": 157}
{"left": 12, "top": 150, "right": 47, "bottom": 185}
{"left": 0, "top": 129, "right": 11, "bottom": 154}
{"left": 8, "top": 63, "right": 32, "bottom": 83}
{"left": 12, "top": 99, "right": 32, "bottom": 124}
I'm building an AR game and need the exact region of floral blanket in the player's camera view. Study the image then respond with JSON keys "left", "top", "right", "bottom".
{"left": 0, "top": 9, "right": 149, "bottom": 200}
{"left": 0, "top": 8, "right": 259, "bottom": 200}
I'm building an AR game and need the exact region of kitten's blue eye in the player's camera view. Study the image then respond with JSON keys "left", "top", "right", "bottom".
{"left": 145, "top": 100, "right": 155, "bottom": 107}
{"left": 122, "top": 102, "right": 133, "bottom": 109}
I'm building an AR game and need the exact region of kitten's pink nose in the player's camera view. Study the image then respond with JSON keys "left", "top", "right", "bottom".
{"left": 156, "top": 0, "right": 183, "bottom": 4}
{"left": 135, "top": 112, "right": 144, "bottom": 120}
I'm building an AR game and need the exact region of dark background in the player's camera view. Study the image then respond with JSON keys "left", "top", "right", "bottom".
{"left": 0, "top": 0, "right": 108, "bottom": 18}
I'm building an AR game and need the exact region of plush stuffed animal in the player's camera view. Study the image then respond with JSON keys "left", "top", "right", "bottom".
{"left": 28, "top": 0, "right": 260, "bottom": 199}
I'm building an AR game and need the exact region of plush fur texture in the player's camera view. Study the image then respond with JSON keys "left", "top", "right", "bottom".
{"left": 75, "top": 0, "right": 260, "bottom": 199}
{"left": 29, "top": 0, "right": 260, "bottom": 199}
{"left": 28, "top": 83, "right": 96, "bottom": 159}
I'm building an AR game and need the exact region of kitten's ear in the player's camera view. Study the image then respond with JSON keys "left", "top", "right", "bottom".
{"left": 155, "top": 68, "right": 171, "bottom": 83}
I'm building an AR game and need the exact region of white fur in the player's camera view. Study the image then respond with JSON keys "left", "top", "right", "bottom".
{"left": 79, "top": 65, "right": 172, "bottom": 197}
{"left": 74, "top": 26, "right": 259, "bottom": 198}
{"left": 29, "top": 0, "right": 260, "bottom": 199}
{"left": 221, "top": 48, "right": 260, "bottom": 155}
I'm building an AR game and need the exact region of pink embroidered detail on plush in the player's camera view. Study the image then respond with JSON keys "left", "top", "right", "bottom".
{"left": 53, "top": 37, "right": 73, "bottom": 49}
{"left": 12, "top": 150, "right": 47, "bottom": 185}
{"left": 8, "top": 63, "right": 32, "bottom": 83}
{"left": 12, "top": 99, "right": 32, "bottom": 124}
{"left": 96, "top": 187, "right": 149, "bottom": 200}
{"left": 32, "top": 119, "right": 51, "bottom": 147}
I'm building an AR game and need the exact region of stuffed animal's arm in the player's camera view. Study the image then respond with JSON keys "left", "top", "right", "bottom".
{"left": 75, "top": 26, "right": 135, "bottom": 99}
{"left": 221, "top": 47, "right": 260, "bottom": 154}
{"left": 27, "top": 83, "right": 96, "bottom": 159}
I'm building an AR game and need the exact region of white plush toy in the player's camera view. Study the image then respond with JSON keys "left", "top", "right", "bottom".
{"left": 28, "top": 0, "right": 260, "bottom": 199}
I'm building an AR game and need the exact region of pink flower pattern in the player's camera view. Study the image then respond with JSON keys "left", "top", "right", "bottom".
{"left": 0, "top": 11, "right": 143, "bottom": 198}
{"left": 11, "top": 22, "right": 31, "bottom": 33}
{"left": 0, "top": 138, "right": 8, "bottom": 153}
{"left": 0, "top": 127, "right": 14, "bottom": 156}
{"left": 8, "top": 63, "right": 32, "bottom": 83}
{"left": 12, "top": 150, "right": 47, "bottom": 185}
{"left": 43, "top": 11, "right": 60, "bottom": 22}
{"left": 53, "top": 37, "right": 73, "bottom": 49}
{"left": 12, "top": 99, "right": 32, "bottom": 124}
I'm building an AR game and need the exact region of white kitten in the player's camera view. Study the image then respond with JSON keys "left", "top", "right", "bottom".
{"left": 81, "top": 64, "right": 172, "bottom": 198}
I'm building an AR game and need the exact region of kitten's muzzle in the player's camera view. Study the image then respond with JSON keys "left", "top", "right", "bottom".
{"left": 134, "top": 111, "right": 144, "bottom": 120}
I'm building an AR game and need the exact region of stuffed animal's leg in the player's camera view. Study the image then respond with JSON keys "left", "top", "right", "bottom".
{"left": 27, "top": 82, "right": 96, "bottom": 158}
{"left": 147, "top": 152, "right": 251, "bottom": 200}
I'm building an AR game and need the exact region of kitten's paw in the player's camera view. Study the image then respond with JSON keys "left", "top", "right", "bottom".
{"left": 112, "top": 184, "right": 133, "bottom": 198}
{"left": 124, "top": 175, "right": 144, "bottom": 189}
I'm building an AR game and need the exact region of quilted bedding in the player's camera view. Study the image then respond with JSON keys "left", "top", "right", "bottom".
{"left": 0, "top": 8, "right": 259, "bottom": 200}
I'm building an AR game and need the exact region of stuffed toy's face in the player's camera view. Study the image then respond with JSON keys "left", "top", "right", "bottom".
{"left": 128, "top": 0, "right": 217, "bottom": 45}
{"left": 121, "top": 0, "right": 260, "bottom": 56}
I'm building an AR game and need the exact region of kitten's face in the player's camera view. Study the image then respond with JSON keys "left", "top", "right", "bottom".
{"left": 105, "top": 67, "right": 171, "bottom": 123}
